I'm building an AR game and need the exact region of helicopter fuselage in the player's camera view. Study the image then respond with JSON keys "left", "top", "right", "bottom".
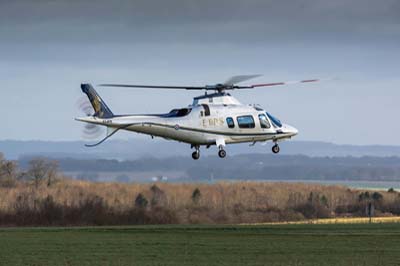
{"left": 76, "top": 92, "right": 298, "bottom": 159}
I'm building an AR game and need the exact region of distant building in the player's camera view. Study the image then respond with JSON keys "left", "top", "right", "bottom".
{"left": 151, "top": 176, "right": 168, "bottom": 182}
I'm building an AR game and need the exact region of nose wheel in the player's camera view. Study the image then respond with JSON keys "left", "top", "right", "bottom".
{"left": 272, "top": 144, "right": 280, "bottom": 154}
{"left": 192, "top": 151, "right": 200, "bottom": 160}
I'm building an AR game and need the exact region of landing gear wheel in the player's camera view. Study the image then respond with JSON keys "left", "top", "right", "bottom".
{"left": 218, "top": 149, "right": 226, "bottom": 158}
{"left": 192, "top": 151, "right": 200, "bottom": 160}
{"left": 272, "top": 144, "right": 280, "bottom": 154}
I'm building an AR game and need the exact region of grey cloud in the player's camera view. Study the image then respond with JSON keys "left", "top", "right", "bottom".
{"left": 2, "top": 0, "right": 399, "bottom": 23}
{"left": 1, "top": 0, "right": 399, "bottom": 44}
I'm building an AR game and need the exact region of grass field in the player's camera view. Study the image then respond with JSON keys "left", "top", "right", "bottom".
{"left": 1, "top": 224, "right": 400, "bottom": 266}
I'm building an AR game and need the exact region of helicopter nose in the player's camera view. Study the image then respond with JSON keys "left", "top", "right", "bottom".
{"left": 283, "top": 124, "right": 298, "bottom": 136}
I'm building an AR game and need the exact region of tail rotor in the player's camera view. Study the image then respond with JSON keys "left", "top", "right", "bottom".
{"left": 76, "top": 97, "right": 104, "bottom": 139}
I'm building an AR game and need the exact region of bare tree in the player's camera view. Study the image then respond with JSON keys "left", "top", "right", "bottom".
{"left": 0, "top": 153, "right": 18, "bottom": 187}
{"left": 46, "top": 160, "right": 59, "bottom": 187}
{"left": 27, "top": 158, "right": 59, "bottom": 188}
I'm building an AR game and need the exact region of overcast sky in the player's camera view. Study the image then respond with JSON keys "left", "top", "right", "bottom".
{"left": 1, "top": 0, "right": 399, "bottom": 145}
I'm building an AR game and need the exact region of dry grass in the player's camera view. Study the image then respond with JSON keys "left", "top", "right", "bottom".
{"left": 0, "top": 179, "right": 354, "bottom": 209}
{"left": 1, "top": 178, "right": 399, "bottom": 225}
{"left": 249, "top": 216, "right": 400, "bottom": 225}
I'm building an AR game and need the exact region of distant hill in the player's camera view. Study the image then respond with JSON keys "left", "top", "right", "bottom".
{"left": 14, "top": 153, "right": 400, "bottom": 183}
{"left": 4, "top": 139, "right": 400, "bottom": 183}
{"left": 1, "top": 139, "right": 400, "bottom": 160}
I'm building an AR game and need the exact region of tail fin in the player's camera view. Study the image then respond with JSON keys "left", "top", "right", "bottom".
{"left": 81, "top": 83, "right": 114, "bottom": 118}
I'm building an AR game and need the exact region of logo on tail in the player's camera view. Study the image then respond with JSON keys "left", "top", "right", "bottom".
{"left": 81, "top": 84, "right": 114, "bottom": 118}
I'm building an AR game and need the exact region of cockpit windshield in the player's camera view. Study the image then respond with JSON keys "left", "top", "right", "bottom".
{"left": 165, "top": 108, "right": 192, "bottom": 117}
{"left": 266, "top": 112, "right": 282, "bottom": 128}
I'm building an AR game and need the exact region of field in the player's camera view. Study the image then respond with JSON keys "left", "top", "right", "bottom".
{"left": 1, "top": 223, "right": 400, "bottom": 266}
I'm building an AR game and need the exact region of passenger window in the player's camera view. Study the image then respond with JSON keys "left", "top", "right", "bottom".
{"left": 226, "top": 117, "right": 235, "bottom": 128}
{"left": 258, "top": 114, "right": 271, "bottom": 129}
{"left": 237, "top": 115, "right": 255, "bottom": 129}
{"left": 201, "top": 104, "right": 210, "bottom": 116}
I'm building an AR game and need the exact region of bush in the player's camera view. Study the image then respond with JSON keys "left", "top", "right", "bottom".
{"left": 135, "top": 193, "right": 148, "bottom": 209}
{"left": 293, "top": 192, "right": 331, "bottom": 219}
{"left": 335, "top": 204, "right": 363, "bottom": 216}
{"left": 372, "top": 192, "right": 383, "bottom": 202}
{"left": 150, "top": 185, "right": 167, "bottom": 207}
{"left": 39, "top": 195, "right": 63, "bottom": 225}
{"left": 191, "top": 188, "right": 201, "bottom": 204}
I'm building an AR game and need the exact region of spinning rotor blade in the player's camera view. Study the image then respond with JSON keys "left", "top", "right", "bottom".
{"left": 82, "top": 123, "right": 104, "bottom": 139}
{"left": 99, "top": 75, "right": 262, "bottom": 90}
{"left": 99, "top": 84, "right": 206, "bottom": 90}
{"left": 76, "top": 97, "right": 105, "bottom": 139}
{"left": 236, "top": 79, "right": 321, "bottom": 89}
{"left": 223, "top": 75, "right": 262, "bottom": 85}
{"left": 99, "top": 76, "right": 326, "bottom": 92}
{"left": 77, "top": 98, "right": 94, "bottom": 116}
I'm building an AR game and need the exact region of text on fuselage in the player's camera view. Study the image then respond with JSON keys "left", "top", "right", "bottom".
{"left": 202, "top": 118, "right": 224, "bottom": 127}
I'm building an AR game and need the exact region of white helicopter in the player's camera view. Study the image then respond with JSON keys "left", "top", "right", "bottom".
{"left": 76, "top": 75, "right": 319, "bottom": 160}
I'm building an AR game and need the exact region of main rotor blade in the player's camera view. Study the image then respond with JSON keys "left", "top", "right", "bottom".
{"left": 223, "top": 75, "right": 262, "bottom": 85}
{"left": 236, "top": 79, "right": 321, "bottom": 89}
{"left": 99, "top": 84, "right": 206, "bottom": 90}
{"left": 99, "top": 77, "right": 328, "bottom": 92}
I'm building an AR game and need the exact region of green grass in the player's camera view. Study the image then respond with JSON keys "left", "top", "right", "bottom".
{"left": 0, "top": 224, "right": 400, "bottom": 266}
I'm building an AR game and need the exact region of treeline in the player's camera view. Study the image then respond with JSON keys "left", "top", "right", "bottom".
{"left": 0, "top": 153, "right": 59, "bottom": 188}
{"left": 1, "top": 154, "right": 400, "bottom": 226}
{"left": 0, "top": 154, "right": 175, "bottom": 225}
{"left": 18, "top": 154, "right": 400, "bottom": 181}
{"left": 1, "top": 180, "right": 400, "bottom": 226}
{"left": 2, "top": 154, "right": 400, "bottom": 226}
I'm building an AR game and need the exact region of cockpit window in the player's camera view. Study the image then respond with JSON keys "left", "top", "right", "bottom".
{"left": 266, "top": 112, "right": 282, "bottom": 128}
{"left": 166, "top": 108, "right": 192, "bottom": 117}
{"left": 258, "top": 114, "right": 271, "bottom": 129}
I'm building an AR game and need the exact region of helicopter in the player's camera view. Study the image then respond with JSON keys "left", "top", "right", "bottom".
{"left": 76, "top": 75, "right": 319, "bottom": 160}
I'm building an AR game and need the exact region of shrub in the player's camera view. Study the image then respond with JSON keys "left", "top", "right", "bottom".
{"left": 150, "top": 185, "right": 167, "bottom": 207}
{"left": 191, "top": 188, "right": 201, "bottom": 204}
{"left": 372, "top": 192, "right": 383, "bottom": 202}
{"left": 135, "top": 193, "right": 148, "bottom": 209}
{"left": 358, "top": 191, "right": 370, "bottom": 202}
{"left": 294, "top": 192, "right": 331, "bottom": 219}
{"left": 38, "top": 195, "right": 63, "bottom": 226}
